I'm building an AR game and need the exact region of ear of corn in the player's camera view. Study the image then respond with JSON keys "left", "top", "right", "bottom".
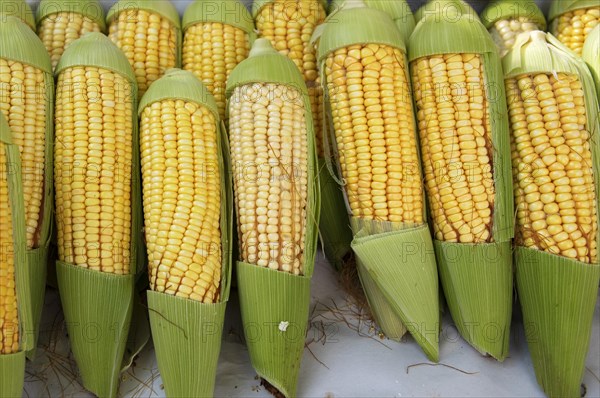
{"left": 549, "top": 0, "right": 600, "bottom": 56}
{"left": 182, "top": 0, "right": 254, "bottom": 120}
{"left": 140, "top": 68, "right": 233, "bottom": 397}
{"left": 54, "top": 32, "right": 139, "bottom": 398}
{"left": 582, "top": 25, "right": 600, "bottom": 98}
{"left": 503, "top": 30, "right": 600, "bottom": 397}
{"left": 0, "top": 0, "right": 35, "bottom": 30}
{"left": 480, "top": 0, "right": 546, "bottom": 57}
{"left": 0, "top": 111, "right": 30, "bottom": 397}
{"left": 414, "top": 0, "right": 479, "bottom": 24}
{"left": 107, "top": 0, "right": 181, "bottom": 96}
{"left": 0, "top": 16, "right": 54, "bottom": 359}
{"left": 226, "top": 38, "right": 320, "bottom": 398}
{"left": 317, "top": 4, "right": 440, "bottom": 360}
{"left": 408, "top": 12, "right": 514, "bottom": 360}
{"left": 328, "top": 0, "right": 415, "bottom": 44}
{"left": 36, "top": 0, "right": 106, "bottom": 71}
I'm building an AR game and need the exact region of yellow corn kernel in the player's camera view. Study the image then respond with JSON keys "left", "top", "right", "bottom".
{"left": 325, "top": 43, "right": 424, "bottom": 224}
{"left": 255, "top": 0, "right": 326, "bottom": 156}
{"left": 412, "top": 53, "right": 495, "bottom": 244}
{"left": 108, "top": 9, "right": 178, "bottom": 95}
{"left": 552, "top": 7, "right": 600, "bottom": 55}
{"left": 0, "top": 59, "right": 46, "bottom": 249}
{"left": 506, "top": 72, "right": 597, "bottom": 263}
{"left": 140, "top": 99, "right": 222, "bottom": 303}
{"left": 489, "top": 17, "right": 542, "bottom": 56}
{"left": 54, "top": 66, "right": 133, "bottom": 274}
{"left": 229, "top": 83, "right": 308, "bottom": 275}
{"left": 38, "top": 12, "right": 103, "bottom": 70}
{"left": 183, "top": 22, "right": 251, "bottom": 120}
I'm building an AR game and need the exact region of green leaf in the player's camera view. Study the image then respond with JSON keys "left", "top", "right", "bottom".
{"left": 236, "top": 262, "right": 311, "bottom": 398}
{"left": 24, "top": 246, "right": 50, "bottom": 359}
{"left": 182, "top": 0, "right": 254, "bottom": 35}
{"left": 56, "top": 261, "right": 134, "bottom": 398}
{"left": 435, "top": 241, "right": 513, "bottom": 360}
{"left": 0, "top": 351, "right": 25, "bottom": 398}
{"left": 480, "top": 0, "right": 546, "bottom": 30}
{"left": 516, "top": 247, "right": 600, "bottom": 397}
{"left": 0, "top": 0, "right": 35, "bottom": 30}
{"left": 36, "top": 0, "right": 106, "bottom": 30}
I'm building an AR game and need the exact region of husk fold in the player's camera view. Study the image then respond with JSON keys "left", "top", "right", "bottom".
{"left": 413, "top": 0, "right": 479, "bottom": 24}
{"left": 0, "top": 16, "right": 54, "bottom": 360}
{"left": 0, "top": 0, "right": 35, "bottom": 30}
{"left": 480, "top": 0, "right": 546, "bottom": 30}
{"left": 54, "top": 32, "right": 140, "bottom": 398}
{"left": 36, "top": 0, "right": 106, "bottom": 30}
{"left": 140, "top": 69, "right": 233, "bottom": 397}
{"left": 582, "top": 25, "right": 600, "bottom": 99}
{"left": 503, "top": 30, "right": 600, "bottom": 397}
{"left": 182, "top": 0, "right": 254, "bottom": 36}
{"left": 408, "top": 13, "right": 514, "bottom": 360}
{"left": 226, "top": 39, "right": 321, "bottom": 398}
{"left": 317, "top": 6, "right": 440, "bottom": 360}
{"left": 0, "top": 112, "right": 29, "bottom": 398}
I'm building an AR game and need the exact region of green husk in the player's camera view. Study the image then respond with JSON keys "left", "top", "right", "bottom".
{"left": 414, "top": 0, "right": 479, "bottom": 24}
{"left": 0, "top": 112, "right": 29, "bottom": 398}
{"left": 106, "top": 0, "right": 182, "bottom": 69}
{"left": 182, "top": 0, "right": 254, "bottom": 35}
{"left": 0, "top": 16, "right": 54, "bottom": 360}
{"left": 54, "top": 33, "right": 140, "bottom": 398}
{"left": 480, "top": 0, "right": 546, "bottom": 30}
{"left": 582, "top": 25, "right": 600, "bottom": 99}
{"left": 548, "top": 0, "right": 599, "bottom": 23}
{"left": 140, "top": 69, "right": 233, "bottom": 397}
{"left": 36, "top": 0, "right": 106, "bottom": 30}
{"left": 317, "top": 159, "right": 352, "bottom": 269}
{"left": 327, "top": 0, "right": 415, "bottom": 43}
{"left": 504, "top": 30, "right": 600, "bottom": 397}
{"left": 0, "top": 0, "right": 35, "bottom": 30}
{"left": 408, "top": 14, "right": 514, "bottom": 360}
{"left": 318, "top": 5, "right": 440, "bottom": 360}
{"left": 226, "top": 39, "right": 320, "bottom": 397}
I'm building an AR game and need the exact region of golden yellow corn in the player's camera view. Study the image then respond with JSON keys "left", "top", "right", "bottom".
{"left": 54, "top": 66, "right": 133, "bottom": 274}
{"left": 108, "top": 8, "right": 178, "bottom": 95}
{"left": 411, "top": 54, "right": 495, "bottom": 243}
{"left": 182, "top": 22, "right": 250, "bottom": 120}
{"left": 489, "top": 18, "right": 541, "bottom": 56}
{"left": 324, "top": 43, "right": 423, "bottom": 223}
{"left": 140, "top": 99, "right": 221, "bottom": 303}
{"left": 0, "top": 59, "right": 46, "bottom": 249}
{"left": 0, "top": 143, "right": 18, "bottom": 355}
{"left": 552, "top": 7, "right": 600, "bottom": 55}
{"left": 506, "top": 72, "right": 597, "bottom": 263}
{"left": 38, "top": 12, "right": 103, "bottom": 70}
{"left": 229, "top": 83, "right": 308, "bottom": 275}
{"left": 255, "top": 0, "right": 326, "bottom": 156}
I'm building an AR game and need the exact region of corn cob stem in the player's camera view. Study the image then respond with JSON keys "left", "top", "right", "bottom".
{"left": 55, "top": 66, "right": 133, "bottom": 274}
{"left": 141, "top": 99, "right": 221, "bottom": 303}
{"left": 507, "top": 72, "right": 598, "bottom": 263}
{"left": 412, "top": 53, "right": 495, "bottom": 243}
{"left": 0, "top": 59, "right": 46, "bottom": 249}
{"left": 38, "top": 12, "right": 103, "bottom": 71}
{"left": 552, "top": 7, "right": 600, "bottom": 55}
{"left": 0, "top": 144, "right": 18, "bottom": 355}
{"left": 229, "top": 83, "right": 308, "bottom": 275}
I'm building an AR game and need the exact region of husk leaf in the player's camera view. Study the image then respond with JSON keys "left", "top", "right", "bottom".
{"left": 435, "top": 241, "right": 513, "bottom": 359}
{"left": 0, "top": 352, "right": 25, "bottom": 398}
{"left": 548, "top": 0, "right": 599, "bottom": 23}
{"left": 582, "top": 25, "right": 600, "bottom": 99}
{"left": 0, "top": 16, "right": 54, "bottom": 359}
{"left": 516, "top": 247, "right": 600, "bottom": 397}
{"left": 141, "top": 69, "right": 234, "bottom": 397}
{"left": 480, "top": 0, "right": 546, "bottom": 30}
{"left": 106, "top": 0, "right": 180, "bottom": 27}
{"left": 0, "top": 0, "right": 35, "bottom": 30}
{"left": 36, "top": 0, "right": 106, "bottom": 30}
{"left": 226, "top": 38, "right": 320, "bottom": 397}
{"left": 409, "top": 13, "right": 515, "bottom": 360}
{"left": 182, "top": 0, "right": 254, "bottom": 35}
{"left": 413, "top": 0, "right": 478, "bottom": 24}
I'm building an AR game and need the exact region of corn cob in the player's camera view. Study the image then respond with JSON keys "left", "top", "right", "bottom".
{"left": 182, "top": 0, "right": 253, "bottom": 120}
{"left": 140, "top": 79, "right": 222, "bottom": 303}
{"left": 36, "top": 0, "right": 106, "bottom": 71}
{"left": 55, "top": 36, "right": 136, "bottom": 275}
{"left": 254, "top": 0, "right": 326, "bottom": 157}
{"left": 107, "top": 0, "right": 181, "bottom": 96}
{"left": 550, "top": 0, "right": 600, "bottom": 56}
{"left": 0, "top": 0, "right": 35, "bottom": 30}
